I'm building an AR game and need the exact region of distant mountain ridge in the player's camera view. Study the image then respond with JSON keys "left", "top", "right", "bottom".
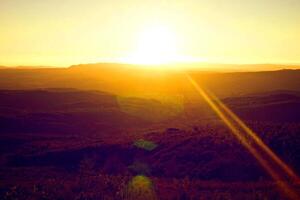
{"left": 68, "top": 62, "right": 300, "bottom": 71}
{"left": 1, "top": 62, "right": 300, "bottom": 71}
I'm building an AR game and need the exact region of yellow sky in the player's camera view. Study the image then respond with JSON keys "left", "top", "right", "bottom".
{"left": 0, "top": 0, "right": 300, "bottom": 67}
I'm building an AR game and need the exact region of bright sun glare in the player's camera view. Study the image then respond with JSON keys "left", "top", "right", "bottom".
{"left": 125, "top": 25, "right": 180, "bottom": 65}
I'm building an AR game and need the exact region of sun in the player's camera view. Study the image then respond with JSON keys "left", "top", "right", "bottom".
{"left": 125, "top": 25, "right": 180, "bottom": 65}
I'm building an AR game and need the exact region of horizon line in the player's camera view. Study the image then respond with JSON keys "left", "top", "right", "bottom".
{"left": 1, "top": 61, "right": 300, "bottom": 69}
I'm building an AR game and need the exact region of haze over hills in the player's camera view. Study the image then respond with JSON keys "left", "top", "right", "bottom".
{"left": 1, "top": 62, "right": 300, "bottom": 97}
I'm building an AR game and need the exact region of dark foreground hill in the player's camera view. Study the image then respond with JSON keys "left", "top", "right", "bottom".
{"left": 0, "top": 89, "right": 190, "bottom": 135}
{"left": 1, "top": 89, "right": 300, "bottom": 199}
{"left": 1, "top": 89, "right": 300, "bottom": 135}
{"left": 224, "top": 90, "right": 300, "bottom": 122}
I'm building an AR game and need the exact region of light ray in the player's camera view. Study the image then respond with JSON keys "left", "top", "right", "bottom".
{"left": 186, "top": 74, "right": 300, "bottom": 200}
{"left": 207, "top": 90, "right": 300, "bottom": 183}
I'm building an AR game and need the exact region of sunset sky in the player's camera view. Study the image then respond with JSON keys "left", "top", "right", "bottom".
{"left": 1, "top": 0, "right": 300, "bottom": 67}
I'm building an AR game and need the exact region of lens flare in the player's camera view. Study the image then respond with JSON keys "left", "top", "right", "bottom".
{"left": 126, "top": 175, "right": 157, "bottom": 200}
{"left": 186, "top": 74, "right": 300, "bottom": 200}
